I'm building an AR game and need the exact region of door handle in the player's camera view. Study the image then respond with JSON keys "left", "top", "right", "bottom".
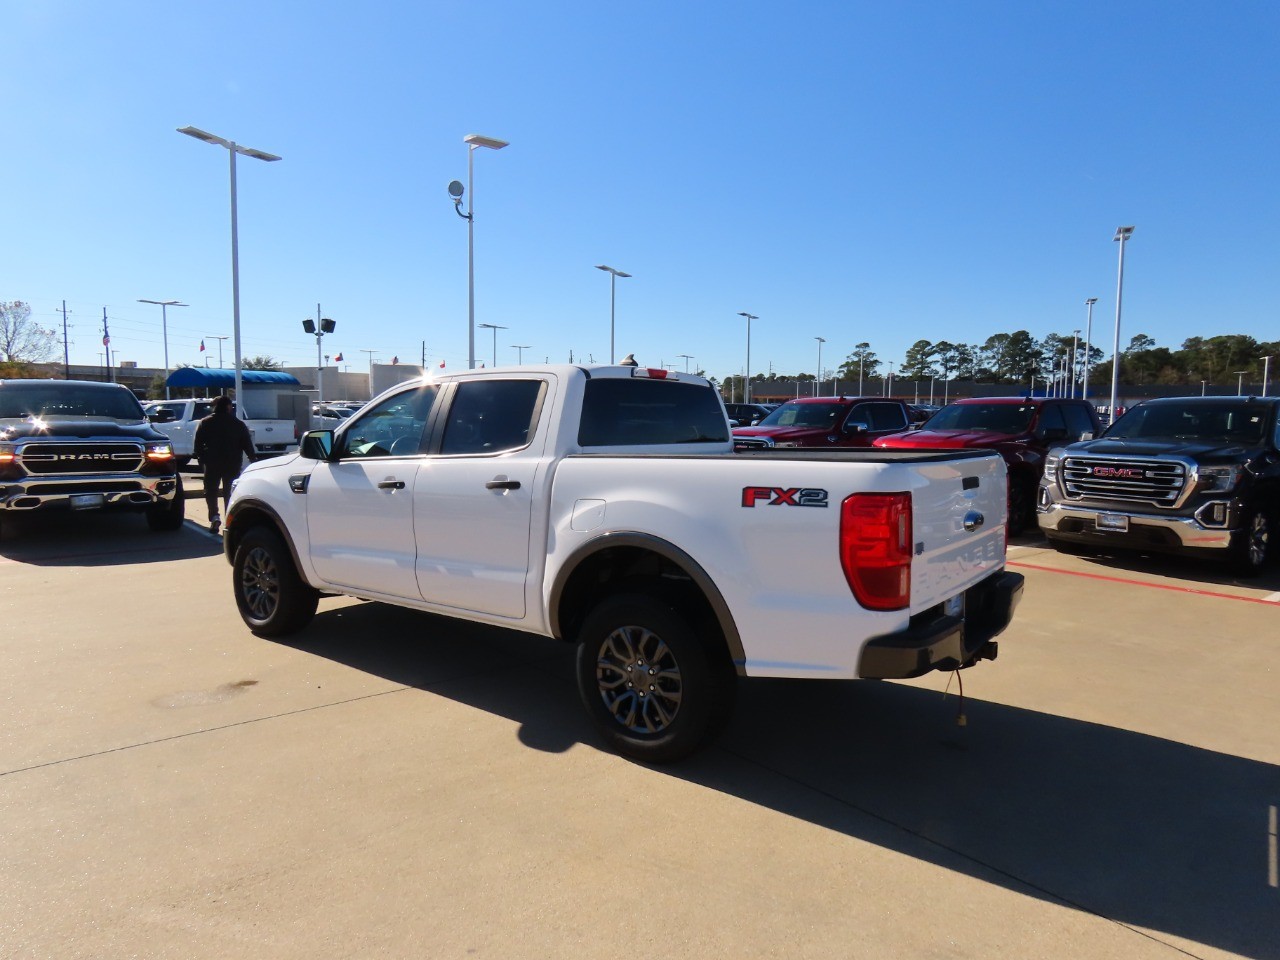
{"left": 485, "top": 479, "right": 521, "bottom": 490}
{"left": 377, "top": 480, "right": 406, "bottom": 490}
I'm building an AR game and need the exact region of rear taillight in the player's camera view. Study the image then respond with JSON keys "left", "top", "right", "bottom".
{"left": 840, "top": 492, "right": 912, "bottom": 610}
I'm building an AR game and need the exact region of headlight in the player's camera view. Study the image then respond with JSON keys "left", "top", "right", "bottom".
{"left": 1198, "top": 465, "right": 1241, "bottom": 492}
{"left": 0, "top": 442, "right": 15, "bottom": 465}
{"left": 144, "top": 441, "right": 174, "bottom": 461}
{"left": 1043, "top": 454, "right": 1059, "bottom": 482}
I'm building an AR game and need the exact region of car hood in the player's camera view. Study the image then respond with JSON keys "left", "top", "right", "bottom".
{"left": 732, "top": 425, "right": 830, "bottom": 441}
{"left": 1068, "top": 437, "right": 1257, "bottom": 460}
{"left": 874, "top": 428, "right": 1022, "bottom": 449}
{"left": 0, "top": 417, "right": 162, "bottom": 442}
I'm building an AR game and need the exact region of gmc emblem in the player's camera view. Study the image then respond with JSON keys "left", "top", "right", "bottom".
{"left": 1091, "top": 466, "right": 1143, "bottom": 479}
{"left": 741, "top": 486, "right": 829, "bottom": 508}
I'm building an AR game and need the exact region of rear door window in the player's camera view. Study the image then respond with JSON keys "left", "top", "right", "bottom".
{"left": 440, "top": 379, "right": 545, "bottom": 455}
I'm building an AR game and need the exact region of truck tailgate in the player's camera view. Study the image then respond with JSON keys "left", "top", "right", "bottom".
{"left": 909, "top": 452, "right": 1008, "bottom": 613}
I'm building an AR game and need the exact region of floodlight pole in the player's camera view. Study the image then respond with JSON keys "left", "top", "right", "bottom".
{"left": 1082, "top": 298, "right": 1098, "bottom": 401}
{"left": 1261, "top": 356, "right": 1272, "bottom": 397}
{"left": 814, "top": 336, "right": 825, "bottom": 396}
{"left": 1109, "top": 226, "right": 1135, "bottom": 423}
{"left": 596, "top": 265, "right": 631, "bottom": 363}
{"left": 138, "top": 299, "right": 188, "bottom": 398}
{"left": 737, "top": 313, "right": 757, "bottom": 403}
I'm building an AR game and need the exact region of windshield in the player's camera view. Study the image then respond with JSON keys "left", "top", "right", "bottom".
{"left": 1105, "top": 402, "right": 1269, "bottom": 443}
{"left": 0, "top": 383, "right": 145, "bottom": 421}
{"left": 756, "top": 401, "right": 849, "bottom": 429}
{"left": 924, "top": 402, "right": 1036, "bottom": 434}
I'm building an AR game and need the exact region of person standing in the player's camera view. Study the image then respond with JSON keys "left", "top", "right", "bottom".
{"left": 193, "top": 396, "right": 256, "bottom": 534}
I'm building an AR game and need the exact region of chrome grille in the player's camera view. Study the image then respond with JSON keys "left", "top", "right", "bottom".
{"left": 19, "top": 443, "right": 145, "bottom": 475}
{"left": 1060, "top": 455, "right": 1186, "bottom": 507}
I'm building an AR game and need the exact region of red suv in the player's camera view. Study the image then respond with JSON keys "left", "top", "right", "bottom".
{"left": 732, "top": 396, "right": 913, "bottom": 450}
{"left": 873, "top": 396, "right": 1100, "bottom": 535}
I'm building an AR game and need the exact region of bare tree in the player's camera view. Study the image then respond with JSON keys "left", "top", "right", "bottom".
{"left": 0, "top": 301, "right": 58, "bottom": 363}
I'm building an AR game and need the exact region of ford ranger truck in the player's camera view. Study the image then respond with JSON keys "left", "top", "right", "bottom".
{"left": 1037, "top": 395, "right": 1280, "bottom": 576}
{"left": 0, "top": 379, "right": 184, "bottom": 531}
{"left": 222, "top": 365, "right": 1024, "bottom": 761}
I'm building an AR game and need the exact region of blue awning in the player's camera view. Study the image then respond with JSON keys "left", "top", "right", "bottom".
{"left": 166, "top": 368, "right": 301, "bottom": 388}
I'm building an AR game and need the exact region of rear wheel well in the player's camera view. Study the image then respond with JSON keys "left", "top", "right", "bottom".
{"left": 556, "top": 546, "right": 733, "bottom": 672}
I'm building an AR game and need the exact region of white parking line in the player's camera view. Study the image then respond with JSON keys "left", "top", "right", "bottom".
{"left": 1263, "top": 592, "right": 1280, "bottom": 604}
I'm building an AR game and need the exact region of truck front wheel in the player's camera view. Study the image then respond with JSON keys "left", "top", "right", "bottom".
{"left": 232, "top": 527, "right": 319, "bottom": 636}
{"left": 575, "top": 591, "right": 733, "bottom": 763}
{"left": 1231, "top": 506, "right": 1272, "bottom": 577}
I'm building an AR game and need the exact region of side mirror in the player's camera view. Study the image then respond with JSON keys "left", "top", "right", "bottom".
{"left": 300, "top": 429, "right": 335, "bottom": 461}
{"left": 1080, "top": 431, "right": 1094, "bottom": 442}
{"left": 845, "top": 421, "right": 869, "bottom": 435}
{"left": 1041, "top": 426, "right": 1068, "bottom": 442}
{"left": 909, "top": 421, "right": 924, "bottom": 430}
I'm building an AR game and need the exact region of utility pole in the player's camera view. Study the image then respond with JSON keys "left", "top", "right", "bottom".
{"left": 101, "top": 308, "right": 112, "bottom": 382}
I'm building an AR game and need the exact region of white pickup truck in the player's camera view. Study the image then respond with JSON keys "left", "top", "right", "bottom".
{"left": 222, "top": 365, "right": 1023, "bottom": 761}
{"left": 143, "top": 399, "right": 299, "bottom": 464}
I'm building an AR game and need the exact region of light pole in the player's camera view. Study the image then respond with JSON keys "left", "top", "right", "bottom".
{"left": 737, "top": 313, "right": 757, "bottom": 403}
{"left": 208, "top": 335, "right": 229, "bottom": 369}
{"left": 1201, "top": 380, "right": 1208, "bottom": 396}
{"left": 1235, "top": 371, "right": 1248, "bottom": 396}
{"left": 813, "top": 336, "right": 825, "bottom": 396}
{"left": 302, "top": 304, "right": 335, "bottom": 402}
{"left": 595, "top": 265, "right": 631, "bottom": 363}
{"left": 677, "top": 354, "right": 693, "bottom": 373}
{"left": 1109, "top": 225, "right": 1135, "bottom": 423}
{"left": 511, "top": 344, "right": 531, "bottom": 364}
{"left": 449, "top": 134, "right": 508, "bottom": 370}
{"left": 137, "top": 299, "right": 187, "bottom": 398}
{"left": 858, "top": 348, "right": 866, "bottom": 396}
{"left": 478, "top": 323, "right": 507, "bottom": 367}
{"left": 1261, "top": 356, "right": 1272, "bottom": 397}
{"left": 887, "top": 361, "right": 895, "bottom": 398}
{"left": 1082, "top": 297, "right": 1098, "bottom": 400}
{"left": 1069, "top": 329, "right": 1080, "bottom": 398}
{"left": 360, "top": 349, "right": 378, "bottom": 394}
{"left": 178, "top": 126, "right": 280, "bottom": 413}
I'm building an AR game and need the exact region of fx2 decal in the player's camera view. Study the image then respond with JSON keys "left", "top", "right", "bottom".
{"left": 741, "top": 486, "right": 829, "bottom": 508}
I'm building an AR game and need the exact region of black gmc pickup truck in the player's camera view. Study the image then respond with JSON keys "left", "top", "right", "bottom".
{"left": 0, "top": 379, "right": 184, "bottom": 531}
{"left": 1037, "top": 395, "right": 1279, "bottom": 575}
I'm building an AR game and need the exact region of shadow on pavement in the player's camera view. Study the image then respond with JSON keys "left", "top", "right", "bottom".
{"left": 1040, "top": 542, "right": 1280, "bottom": 591}
{"left": 0, "top": 510, "right": 223, "bottom": 565}
{"left": 274, "top": 600, "right": 1279, "bottom": 960}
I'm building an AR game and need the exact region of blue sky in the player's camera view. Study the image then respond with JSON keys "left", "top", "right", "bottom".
{"left": 4, "top": 1, "right": 1278, "bottom": 382}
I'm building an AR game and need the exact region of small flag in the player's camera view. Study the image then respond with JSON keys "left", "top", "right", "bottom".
{"left": 334, "top": 352, "right": 344, "bottom": 361}
{"left": 199, "top": 339, "right": 206, "bottom": 352}
{"left": 391, "top": 356, "right": 400, "bottom": 365}
{"left": 102, "top": 321, "right": 111, "bottom": 347}
{"left": 439, "top": 360, "right": 445, "bottom": 368}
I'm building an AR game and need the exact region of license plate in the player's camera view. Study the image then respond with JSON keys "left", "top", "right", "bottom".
{"left": 944, "top": 593, "right": 965, "bottom": 618}
{"left": 70, "top": 493, "right": 105, "bottom": 511}
{"left": 1097, "top": 512, "right": 1129, "bottom": 533}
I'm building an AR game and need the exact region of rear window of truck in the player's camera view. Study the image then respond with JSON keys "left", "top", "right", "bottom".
{"left": 578, "top": 379, "right": 730, "bottom": 446}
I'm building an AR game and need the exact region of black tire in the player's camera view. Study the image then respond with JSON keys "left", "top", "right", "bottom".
{"left": 1007, "top": 479, "right": 1034, "bottom": 538}
{"left": 232, "top": 527, "right": 319, "bottom": 636}
{"left": 1230, "top": 506, "right": 1271, "bottom": 578}
{"left": 575, "top": 590, "right": 734, "bottom": 763}
{"left": 146, "top": 477, "right": 186, "bottom": 532}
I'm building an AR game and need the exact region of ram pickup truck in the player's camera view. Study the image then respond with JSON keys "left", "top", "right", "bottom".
{"left": 732, "top": 396, "right": 914, "bottom": 450}
{"left": 222, "top": 365, "right": 1023, "bottom": 761}
{"left": 874, "top": 396, "right": 1101, "bottom": 536}
{"left": 0, "top": 379, "right": 184, "bottom": 531}
{"left": 143, "top": 398, "right": 299, "bottom": 464}
{"left": 1037, "top": 395, "right": 1280, "bottom": 575}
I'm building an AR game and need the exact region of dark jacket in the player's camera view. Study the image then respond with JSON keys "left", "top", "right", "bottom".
{"left": 194, "top": 411, "right": 256, "bottom": 470}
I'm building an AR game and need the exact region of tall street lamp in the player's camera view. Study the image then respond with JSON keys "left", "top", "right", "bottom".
{"left": 137, "top": 298, "right": 187, "bottom": 398}
{"left": 813, "top": 336, "right": 825, "bottom": 396}
{"left": 1201, "top": 380, "right": 1208, "bottom": 396}
{"left": 1109, "top": 225, "right": 1135, "bottom": 423}
{"left": 207, "top": 335, "right": 229, "bottom": 369}
{"left": 511, "top": 344, "right": 531, "bottom": 364}
{"left": 1069, "top": 329, "right": 1080, "bottom": 398}
{"left": 1082, "top": 297, "right": 1098, "bottom": 400}
{"left": 1261, "top": 356, "right": 1272, "bottom": 397}
{"left": 1235, "top": 371, "right": 1248, "bottom": 396}
{"left": 449, "top": 134, "right": 508, "bottom": 370}
{"left": 677, "top": 354, "right": 693, "bottom": 373}
{"left": 178, "top": 125, "right": 280, "bottom": 413}
{"left": 302, "top": 304, "right": 336, "bottom": 402}
{"left": 478, "top": 323, "right": 507, "bottom": 367}
{"left": 595, "top": 265, "right": 631, "bottom": 363}
{"left": 737, "top": 313, "right": 757, "bottom": 403}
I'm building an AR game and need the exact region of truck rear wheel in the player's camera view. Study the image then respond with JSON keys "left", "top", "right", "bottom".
{"left": 575, "top": 591, "right": 733, "bottom": 763}
{"left": 232, "top": 527, "right": 319, "bottom": 636}
{"left": 1231, "top": 506, "right": 1271, "bottom": 577}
